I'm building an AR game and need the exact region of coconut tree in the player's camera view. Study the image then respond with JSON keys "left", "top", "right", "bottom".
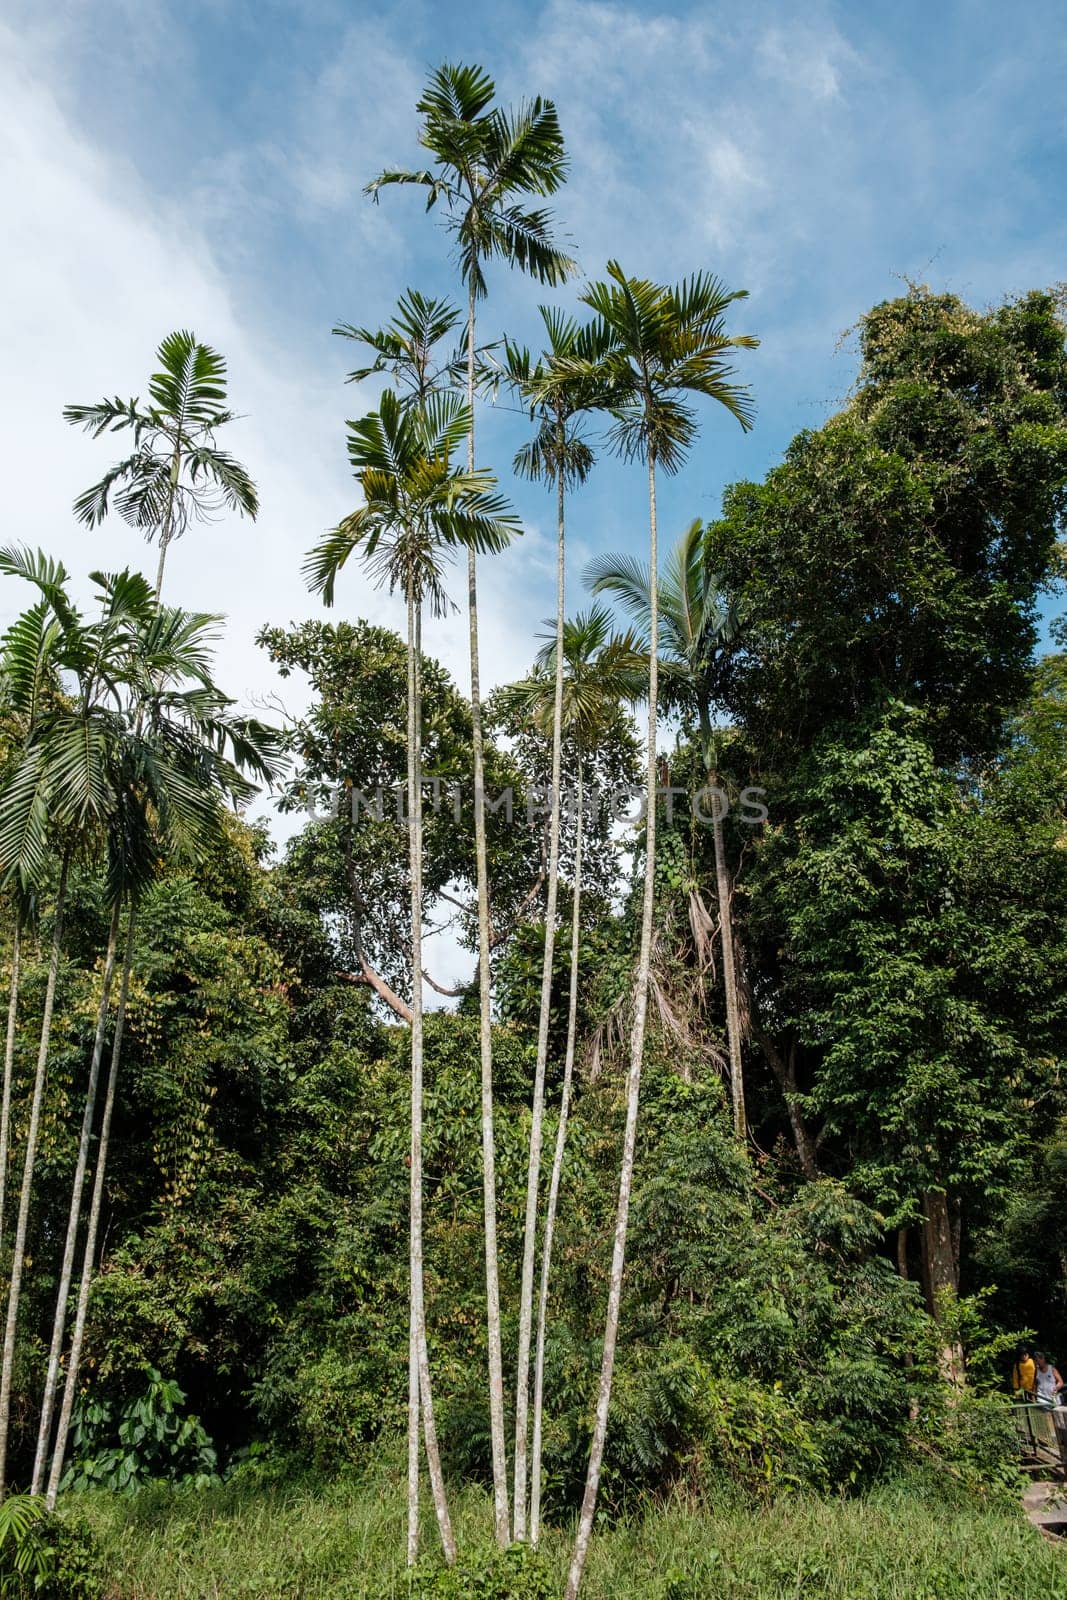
{"left": 32, "top": 596, "right": 260, "bottom": 1495}
{"left": 587, "top": 519, "right": 746, "bottom": 1137}
{"left": 483, "top": 307, "right": 605, "bottom": 1534}
{"left": 368, "top": 68, "right": 575, "bottom": 1540}
{"left": 305, "top": 386, "right": 520, "bottom": 1564}
{"left": 500, "top": 605, "right": 645, "bottom": 1544}
{"left": 43, "top": 597, "right": 282, "bottom": 1507}
{"left": 64, "top": 330, "right": 258, "bottom": 597}
{"left": 559, "top": 264, "right": 757, "bottom": 1600}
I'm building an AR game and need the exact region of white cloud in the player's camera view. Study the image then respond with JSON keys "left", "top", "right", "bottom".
{"left": 0, "top": 18, "right": 546, "bottom": 753}
{"left": 0, "top": 21, "right": 556, "bottom": 1001}
{"left": 756, "top": 22, "right": 856, "bottom": 102}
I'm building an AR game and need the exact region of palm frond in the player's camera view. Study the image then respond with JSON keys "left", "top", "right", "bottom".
{"left": 417, "top": 61, "right": 496, "bottom": 124}
{"left": 63, "top": 397, "right": 141, "bottom": 437}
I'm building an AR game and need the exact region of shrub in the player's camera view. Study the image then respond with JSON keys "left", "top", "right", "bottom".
{"left": 61, "top": 1366, "right": 219, "bottom": 1493}
{"left": 378, "top": 1545, "right": 554, "bottom": 1600}
{"left": 0, "top": 1496, "right": 103, "bottom": 1599}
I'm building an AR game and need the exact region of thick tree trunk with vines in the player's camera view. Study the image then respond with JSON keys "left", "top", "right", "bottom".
{"left": 921, "top": 1187, "right": 965, "bottom": 1388}
{"left": 566, "top": 452, "right": 660, "bottom": 1600}
{"left": 0, "top": 922, "right": 21, "bottom": 1251}
{"left": 514, "top": 449, "right": 567, "bottom": 1539}
{"left": 465, "top": 274, "right": 510, "bottom": 1546}
{"left": 0, "top": 856, "right": 69, "bottom": 1498}
{"left": 530, "top": 761, "right": 583, "bottom": 1545}
{"left": 749, "top": 1014, "right": 819, "bottom": 1181}
{"left": 32, "top": 899, "right": 122, "bottom": 1493}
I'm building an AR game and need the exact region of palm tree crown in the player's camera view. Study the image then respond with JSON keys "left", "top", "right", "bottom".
{"left": 569, "top": 261, "right": 758, "bottom": 471}
{"left": 334, "top": 290, "right": 465, "bottom": 408}
{"left": 487, "top": 306, "right": 601, "bottom": 490}
{"left": 64, "top": 331, "right": 258, "bottom": 590}
{"left": 587, "top": 518, "right": 739, "bottom": 729}
{"left": 366, "top": 63, "right": 576, "bottom": 298}
{"left": 304, "top": 389, "right": 520, "bottom": 614}
{"left": 503, "top": 605, "right": 646, "bottom": 743}
{"left": 0, "top": 547, "right": 280, "bottom": 902}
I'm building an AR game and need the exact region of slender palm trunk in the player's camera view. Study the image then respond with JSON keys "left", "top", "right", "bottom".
{"left": 697, "top": 708, "right": 745, "bottom": 1140}
{"left": 31, "top": 898, "right": 122, "bottom": 1494}
{"left": 407, "top": 595, "right": 456, "bottom": 1563}
{"left": 714, "top": 807, "right": 745, "bottom": 1140}
{"left": 45, "top": 909, "right": 136, "bottom": 1507}
{"left": 407, "top": 1303, "right": 420, "bottom": 1564}
{"left": 465, "top": 274, "right": 509, "bottom": 1546}
{"left": 153, "top": 446, "right": 181, "bottom": 600}
{"left": 566, "top": 454, "right": 660, "bottom": 1600}
{"left": 0, "top": 921, "right": 22, "bottom": 1250}
{"left": 0, "top": 855, "right": 70, "bottom": 1498}
{"left": 514, "top": 453, "right": 567, "bottom": 1538}
{"left": 530, "top": 759, "right": 583, "bottom": 1546}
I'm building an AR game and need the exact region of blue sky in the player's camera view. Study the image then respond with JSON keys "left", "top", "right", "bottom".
{"left": 2, "top": 0, "right": 1065, "bottom": 792}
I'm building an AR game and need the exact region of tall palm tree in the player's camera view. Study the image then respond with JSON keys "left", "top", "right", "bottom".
{"left": 44, "top": 603, "right": 281, "bottom": 1507}
{"left": 0, "top": 597, "right": 64, "bottom": 1250}
{"left": 32, "top": 594, "right": 261, "bottom": 1496}
{"left": 64, "top": 330, "right": 258, "bottom": 597}
{"left": 0, "top": 916, "right": 20, "bottom": 1252}
{"left": 0, "top": 553, "right": 168, "bottom": 1497}
{"left": 559, "top": 264, "right": 756, "bottom": 1600}
{"left": 367, "top": 62, "right": 575, "bottom": 1544}
{"left": 500, "top": 605, "right": 645, "bottom": 1545}
{"left": 587, "top": 519, "right": 746, "bottom": 1137}
{"left": 484, "top": 307, "right": 601, "bottom": 1536}
{"left": 306, "top": 387, "right": 519, "bottom": 1564}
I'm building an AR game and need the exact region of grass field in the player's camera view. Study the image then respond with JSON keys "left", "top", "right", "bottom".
{"left": 75, "top": 1461, "right": 1067, "bottom": 1600}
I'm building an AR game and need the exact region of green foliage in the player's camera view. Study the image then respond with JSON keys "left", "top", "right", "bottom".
{"left": 259, "top": 619, "right": 538, "bottom": 995}
{"left": 706, "top": 286, "right": 1067, "bottom": 763}
{"left": 0, "top": 1496, "right": 101, "bottom": 1600}
{"left": 392, "top": 1544, "right": 554, "bottom": 1600}
{"left": 61, "top": 1366, "right": 218, "bottom": 1493}
{"left": 73, "top": 1471, "right": 1067, "bottom": 1600}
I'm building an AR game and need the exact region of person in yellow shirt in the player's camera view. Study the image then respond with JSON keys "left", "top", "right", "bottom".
{"left": 1013, "top": 1345, "right": 1036, "bottom": 1396}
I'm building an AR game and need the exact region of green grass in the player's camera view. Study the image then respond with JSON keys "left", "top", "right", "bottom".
{"left": 75, "top": 1462, "right": 1067, "bottom": 1600}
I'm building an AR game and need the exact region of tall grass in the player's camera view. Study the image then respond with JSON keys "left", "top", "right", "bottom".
{"left": 76, "top": 1462, "right": 1067, "bottom": 1600}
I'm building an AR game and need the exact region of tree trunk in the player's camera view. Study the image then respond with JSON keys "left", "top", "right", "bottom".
{"left": 0, "top": 856, "right": 69, "bottom": 1499}
{"left": 31, "top": 899, "right": 122, "bottom": 1493}
{"left": 697, "top": 714, "right": 745, "bottom": 1142}
{"left": 0, "top": 921, "right": 22, "bottom": 1250}
{"left": 153, "top": 443, "right": 181, "bottom": 600}
{"left": 407, "top": 593, "right": 455, "bottom": 1563}
{"left": 45, "top": 907, "right": 135, "bottom": 1508}
{"left": 514, "top": 451, "right": 567, "bottom": 1539}
{"left": 712, "top": 794, "right": 744, "bottom": 1140}
{"left": 749, "top": 1016, "right": 819, "bottom": 1181}
{"left": 921, "top": 1188, "right": 965, "bottom": 1388}
{"left": 465, "top": 275, "right": 509, "bottom": 1546}
{"left": 407, "top": 1299, "right": 420, "bottom": 1565}
{"left": 566, "top": 453, "right": 660, "bottom": 1600}
{"left": 531, "top": 761, "right": 583, "bottom": 1546}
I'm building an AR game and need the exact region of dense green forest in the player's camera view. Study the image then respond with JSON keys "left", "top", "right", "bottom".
{"left": 0, "top": 60, "right": 1066, "bottom": 1600}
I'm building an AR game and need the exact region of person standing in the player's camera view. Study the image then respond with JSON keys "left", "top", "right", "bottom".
{"left": 1033, "top": 1351, "right": 1063, "bottom": 1407}
{"left": 1013, "top": 1346, "right": 1037, "bottom": 1396}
